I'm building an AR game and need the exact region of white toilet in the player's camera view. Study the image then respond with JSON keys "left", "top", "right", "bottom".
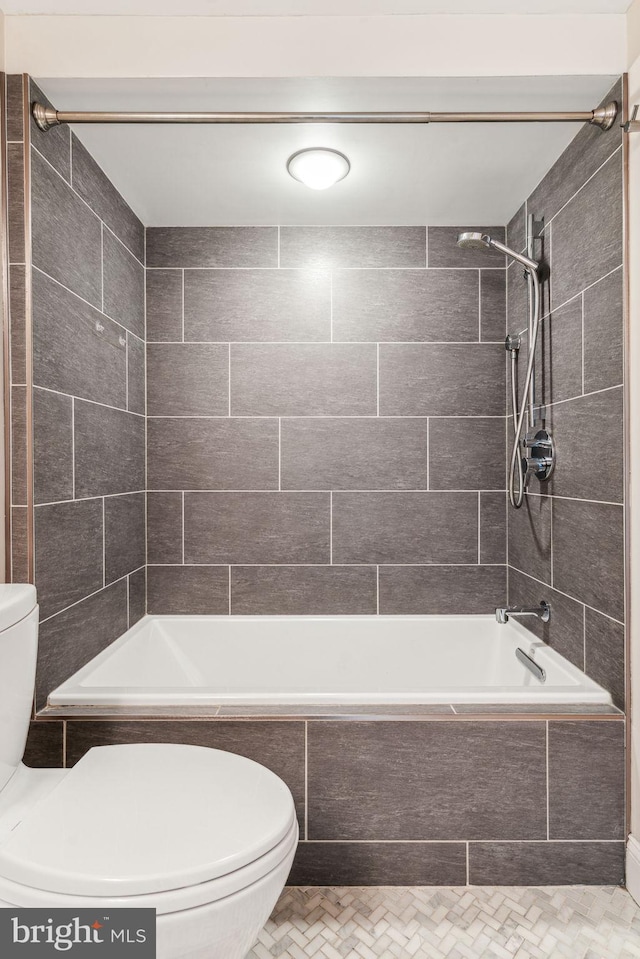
{"left": 0, "top": 584, "right": 298, "bottom": 958}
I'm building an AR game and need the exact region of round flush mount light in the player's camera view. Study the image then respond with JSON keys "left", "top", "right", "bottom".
{"left": 286, "top": 148, "right": 350, "bottom": 191}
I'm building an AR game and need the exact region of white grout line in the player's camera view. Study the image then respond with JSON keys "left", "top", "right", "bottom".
{"left": 146, "top": 561, "right": 506, "bottom": 568}
{"left": 478, "top": 270, "right": 482, "bottom": 340}
{"left": 228, "top": 344, "right": 231, "bottom": 416}
{"left": 583, "top": 605, "right": 587, "bottom": 673}
{"left": 39, "top": 566, "right": 147, "bottom": 625}
{"left": 144, "top": 338, "right": 507, "bottom": 346}
{"left": 32, "top": 266, "right": 146, "bottom": 344}
{"left": 376, "top": 344, "right": 380, "bottom": 416}
{"left": 426, "top": 417, "right": 430, "bottom": 491}
{"left": 278, "top": 419, "right": 282, "bottom": 491}
{"left": 507, "top": 563, "right": 625, "bottom": 626}
{"left": 100, "top": 222, "right": 104, "bottom": 312}
{"left": 477, "top": 492, "right": 481, "bottom": 564}
{"left": 146, "top": 413, "right": 508, "bottom": 420}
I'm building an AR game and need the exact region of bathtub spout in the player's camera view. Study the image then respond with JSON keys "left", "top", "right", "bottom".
{"left": 496, "top": 601, "right": 550, "bottom": 625}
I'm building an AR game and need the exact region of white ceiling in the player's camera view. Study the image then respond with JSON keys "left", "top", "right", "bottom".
{"left": 5, "top": 1, "right": 635, "bottom": 14}
{"left": 40, "top": 76, "right": 618, "bottom": 227}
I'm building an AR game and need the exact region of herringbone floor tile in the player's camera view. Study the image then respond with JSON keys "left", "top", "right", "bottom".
{"left": 247, "top": 886, "right": 640, "bottom": 959}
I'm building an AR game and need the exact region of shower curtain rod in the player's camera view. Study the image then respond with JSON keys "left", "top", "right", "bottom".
{"left": 32, "top": 100, "right": 620, "bottom": 132}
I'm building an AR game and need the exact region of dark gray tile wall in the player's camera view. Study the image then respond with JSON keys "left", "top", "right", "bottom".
{"left": 506, "top": 80, "right": 625, "bottom": 708}
{"left": 58, "top": 715, "right": 625, "bottom": 885}
{"left": 146, "top": 225, "right": 507, "bottom": 613}
{"left": 21, "top": 79, "right": 147, "bottom": 706}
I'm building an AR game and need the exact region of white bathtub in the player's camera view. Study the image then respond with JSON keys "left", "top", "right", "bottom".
{"left": 48, "top": 615, "right": 612, "bottom": 707}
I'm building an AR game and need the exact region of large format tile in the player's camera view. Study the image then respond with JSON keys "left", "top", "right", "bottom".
{"left": 507, "top": 203, "right": 526, "bottom": 256}
{"left": 480, "top": 491, "right": 506, "bottom": 564}
{"left": 74, "top": 401, "right": 145, "bottom": 497}
{"left": 10, "top": 265, "right": 26, "bottom": 384}
{"left": 146, "top": 270, "right": 182, "bottom": 342}
{"left": 551, "top": 150, "right": 623, "bottom": 308}
{"left": 30, "top": 80, "right": 72, "bottom": 183}
{"left": 231, "top": 343, "right": 377, "bottom": 416}
{"left": 534, "top": 298, "right": 583, "bottom": 408}
{"left": 469, "top": 841, "right": 624, "bottom": 885}
{"left": 35, "top": 499, "right": 104, "bottom": 619}
{"left": 7, "top": 74, "right": 24, "bottom": 145}
{"left": 552, "top": 499, "right": 624, "bottom": 622}
{"left": 104, "top": 493, "right": 145, "bottom": 584}
{"left": 147, "top": 492, "right": 182, "bottom": 564}
{"left": 11, "top": 387, "right": 27, "bottom": 506}
{"left": 288, "top": 842, "right": 467, "bottom": 886}
{"left": 584, "top": 608, "right": 625, "bottom": 710}
{"left": 583, "top": 267, "right": 624, "bottom": 393}
{"left": 507, "top": 493, "right": 552, "bottom": 585}
{"left": 428, "top": 226, "right": 505, "bottom": 268}
{"left": 307, "top": 721, "right": 546, "bottom": 840}
{"left": 527, "top": 79, "right": 622, "bottom": 225}
{"left": 36, "top": 581, "right": 128, "bottom": 711}
{"left": 507, "top": 568, "right": 585, "bottom": 671}
{"left": 128, "top": 567, "right": 146, "bottom": 626}
{"left": 147, "top": 418, "right": 278, "bottom": 490}
{"left": 31, "top": 149, "right": 102, "bottom": 307}
{"left": 8, "top": 144, "right": 25, "bottom": 264}
{"left": 147, "top": 343, "right": 229, "bottom": 416}
{"left": 281, "top": 418, "right": 427, "bottom": 490}
{"left": 379, "top": 344, "right": 505, "bottom": 416}
{"left": 24, "top": 722, "right": 64, "bottom": 768}
{"left": 146, "top": 227, "right": 278, "bottom": 268}
{"left": 32, "top": 270, "right": 127, "bottom": 408}
{"left": 33, "top": 387, "right": 73, "bottom": 505}
{"left": 65, "top": 720, "right": 305, "bottom": 825}
{"left": 548, "top": 721, "right": 625, "bottom": 839}
{"left": 71, "top": 134, "right": 144, "bottom": 263}
{"left": 429, "top": 417, "right": 505, "bottom": 490}
{"left": 331, "top": 269, "right": 479, "bottom": 342}
{"left": 103, "top": 228, "right": 145, "bottom": 338}
{"left": 184, "top": 492, "right": 330, "bottom": 565}
{"left": 127, "top": 333, "right": 145, "bottom": 416}
{"left": 332, "top": 492, "right": 478, "bottom": 565}
{"left": 280, "top": 226, "right": 426, "bottom": 269}
{"left": 231, "top": 566, "right": 377, "bottom": 615}
{"left": 545, "top": 388, "right": 623, "bottom": 503}
{"left": 480, "top": 270, "right": 506, "bottom": 342}
{"left": 379, "top": 565, "right": 506, "bottom": 615}
{"left": 185, "top": 269, "right": 331, "bottom": 342}
{"left": 146, "top": 566, "right": 229, "bottom": 615}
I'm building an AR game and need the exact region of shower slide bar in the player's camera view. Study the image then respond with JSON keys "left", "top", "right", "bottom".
{"left": 32, "top": 101, "right": 620, "bottom": 132}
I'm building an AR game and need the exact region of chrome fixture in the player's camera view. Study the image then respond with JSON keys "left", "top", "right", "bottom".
{"left": 515, "top": 647, "right": 546, "bottom": 683}
{"left": 495, "top": 601, "right": 551, "bottom": 625}
{"left": 31, "top": 101, "right": 619, "bottom": 132}
{"left": 623, "top": 104, "right": 639, "bottom": 134}
{"left": 457, "top": 218, "right": 555, "bottom": 509}
{"left": 287, "top": 148, "right": 350, "bottom": 190}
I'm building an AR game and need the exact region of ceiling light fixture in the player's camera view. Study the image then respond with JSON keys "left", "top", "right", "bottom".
{"left": 286, "top": 148, "right": 350, "bottom": 191}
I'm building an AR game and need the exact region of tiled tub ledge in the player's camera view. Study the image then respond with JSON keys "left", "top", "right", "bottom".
{"left": 35, "top": 702, "right": 623, "bottom": 721}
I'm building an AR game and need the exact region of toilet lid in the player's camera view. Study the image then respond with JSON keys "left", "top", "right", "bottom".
{"left": 0, "top": 743, "right": 296, "bottom": 896}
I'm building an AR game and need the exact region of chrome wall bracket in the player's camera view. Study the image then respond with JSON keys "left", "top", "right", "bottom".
{"left": 623, "top": 104, "right": 640, "bottom": 134}
{"left": 522, "top": 426, "right": 555, "bottom": 483}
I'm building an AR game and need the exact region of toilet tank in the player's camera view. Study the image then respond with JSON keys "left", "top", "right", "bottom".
{"left": 0, "top": 585, "right": 38, "bottom": 793}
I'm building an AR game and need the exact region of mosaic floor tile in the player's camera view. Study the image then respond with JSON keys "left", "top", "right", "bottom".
{"left": 247, "top": 885, "right": 640, "bottom": 959}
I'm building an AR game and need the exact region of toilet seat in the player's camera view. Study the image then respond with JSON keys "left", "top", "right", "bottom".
{"left": 0, "top": 743, "right": 297, "bottom": 906}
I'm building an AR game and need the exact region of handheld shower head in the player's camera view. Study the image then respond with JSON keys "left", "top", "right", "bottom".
{"left": 456, "top": 231, "right": 492, "bottom": 251}
{"left": 456, "top": 230, "right": 539, "bottom": 272}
